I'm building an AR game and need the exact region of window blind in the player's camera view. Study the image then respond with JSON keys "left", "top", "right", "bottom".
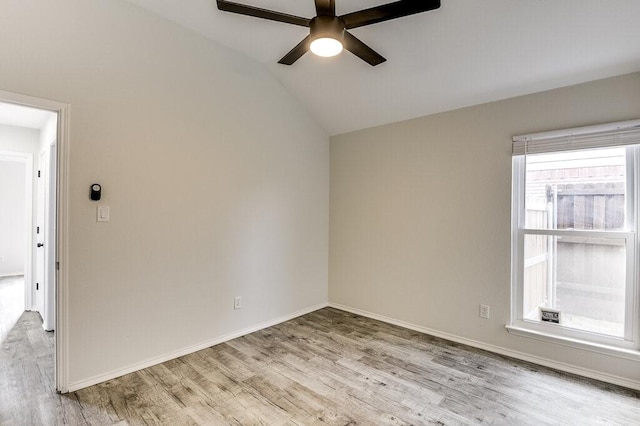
{"left": 512, "top": 119, "right": 640, "bottom": 156}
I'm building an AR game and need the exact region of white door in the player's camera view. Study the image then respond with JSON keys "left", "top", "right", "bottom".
{"left": 34, "top": 150, "right": 46, "bottom": 318}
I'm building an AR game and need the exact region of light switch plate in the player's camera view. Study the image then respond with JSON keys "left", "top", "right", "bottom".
{"left": 97, "top": 205, "right": 110, "bottom": 222}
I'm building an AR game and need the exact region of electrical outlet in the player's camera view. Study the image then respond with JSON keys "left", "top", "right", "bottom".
{"left": 234, "top": 296, "right": 242, "bottom": 310}
{"left": 479, "top": 304, "right": 490, "bottom": 319}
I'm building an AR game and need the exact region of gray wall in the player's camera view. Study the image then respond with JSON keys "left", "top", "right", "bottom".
{"left": 330, "top": 72, "right": 640, "bottom": 387}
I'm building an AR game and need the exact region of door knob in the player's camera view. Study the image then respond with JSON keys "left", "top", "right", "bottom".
{"left": 37, "top": 243, "right": 44, "bottom": 247}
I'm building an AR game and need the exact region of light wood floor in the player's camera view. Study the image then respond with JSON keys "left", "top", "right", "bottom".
{"left": 1, "top": 276, "right": 639, "bottom": 425}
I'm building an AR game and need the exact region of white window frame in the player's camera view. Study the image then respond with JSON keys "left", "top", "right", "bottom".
{"left": 509, "top": 120, "right": 640, "bottom": 354}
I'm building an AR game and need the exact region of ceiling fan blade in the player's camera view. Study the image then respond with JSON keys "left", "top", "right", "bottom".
{"left": 278, "top": 35, "right": 312, "bottom": 65}
{"left": 315, "top": 0, "right": 335, "bottom": 17}
{"left": 342, "top": 31, "right": 386, "bottom": 66}
{"left": 340, "top": 0, "right": 440, "bottom": 29}
{"left": 217, "top": 0, "right": 310, "bottom": 27}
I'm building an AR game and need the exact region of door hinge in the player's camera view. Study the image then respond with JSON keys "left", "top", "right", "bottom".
{"left": 38, "top": 170, "right": 41, "bottom": 178}
{"left": 56, "top": 261, "right": 60, "bottom": 270}
{"left": 36, "top": 282, "right": 39, "bottom": 290}
{"left": 37, "top": 226, "right": 40, "bottom": 234}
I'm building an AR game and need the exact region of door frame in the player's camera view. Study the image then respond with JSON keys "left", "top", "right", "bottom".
{"left": 0, "top": 89, "right": 71, "bottom": 393}
{"left": 44, "top": 140, "right": 57, "bottom": 331}
{"left": 35, "top": 148, "right": 47, "bottom": 318}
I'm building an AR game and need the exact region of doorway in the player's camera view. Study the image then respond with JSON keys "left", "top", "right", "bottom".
{"left": 0, "top": 91, "right": 70, "bottom": 392}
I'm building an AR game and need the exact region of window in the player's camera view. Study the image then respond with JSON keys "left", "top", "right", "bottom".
{"left": 510, "top": 120, "right": 640, "bottom": 351}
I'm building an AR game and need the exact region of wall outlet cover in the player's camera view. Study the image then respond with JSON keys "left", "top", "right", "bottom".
{"left": 480, "top": 304, "right": 490, "bottom": 319}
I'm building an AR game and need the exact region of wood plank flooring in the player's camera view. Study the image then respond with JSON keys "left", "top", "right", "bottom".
{"left": 1, "top": 276, "right": 639, "bottom": 425}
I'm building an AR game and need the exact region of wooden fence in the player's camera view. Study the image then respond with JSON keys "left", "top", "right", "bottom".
{"left": 523, "top": 183, "right": 626, "bottom": 334}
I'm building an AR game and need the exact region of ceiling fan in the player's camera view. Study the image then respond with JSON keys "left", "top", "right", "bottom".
{"left": 216, "top": 0, "right": 441, "bottom": 66}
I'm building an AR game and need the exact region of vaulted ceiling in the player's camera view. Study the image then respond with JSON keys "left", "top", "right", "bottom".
{"left": 123, "top": 0, "right": 640, "bottom": 135}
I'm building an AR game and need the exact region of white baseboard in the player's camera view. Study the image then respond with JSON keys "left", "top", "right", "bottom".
{"left": 67, "top": 302, "right": 329, "bottom": 392}
{"left": 329, "top": 302, "right": 640, "bottom": 391}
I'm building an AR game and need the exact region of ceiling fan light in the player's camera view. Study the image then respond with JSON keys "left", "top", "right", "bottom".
{"left": 310, "top": 37, "right": 343, "bottom": 57}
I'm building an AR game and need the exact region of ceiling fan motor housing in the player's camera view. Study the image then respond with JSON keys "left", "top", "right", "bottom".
{"left": 310, "top": 16, "right": 345, "bottom": 43}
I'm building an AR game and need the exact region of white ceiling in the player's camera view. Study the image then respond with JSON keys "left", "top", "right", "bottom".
{"left": 123, "top": 0, "right": 640, "bottom": 135}
{"left": 0, "top": 102, "right": 56, "bottom": 130}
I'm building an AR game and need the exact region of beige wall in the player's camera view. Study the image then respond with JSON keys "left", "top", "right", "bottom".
{"left": 330, "top": 72, "right": 640, "bottom": 386}
{"left": 1, "top": 0, "right": 329, "bottom": 388}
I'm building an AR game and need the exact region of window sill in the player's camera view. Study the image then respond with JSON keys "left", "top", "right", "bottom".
{"left": 505, "top": 325, "right": 640, "bottom": 362}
